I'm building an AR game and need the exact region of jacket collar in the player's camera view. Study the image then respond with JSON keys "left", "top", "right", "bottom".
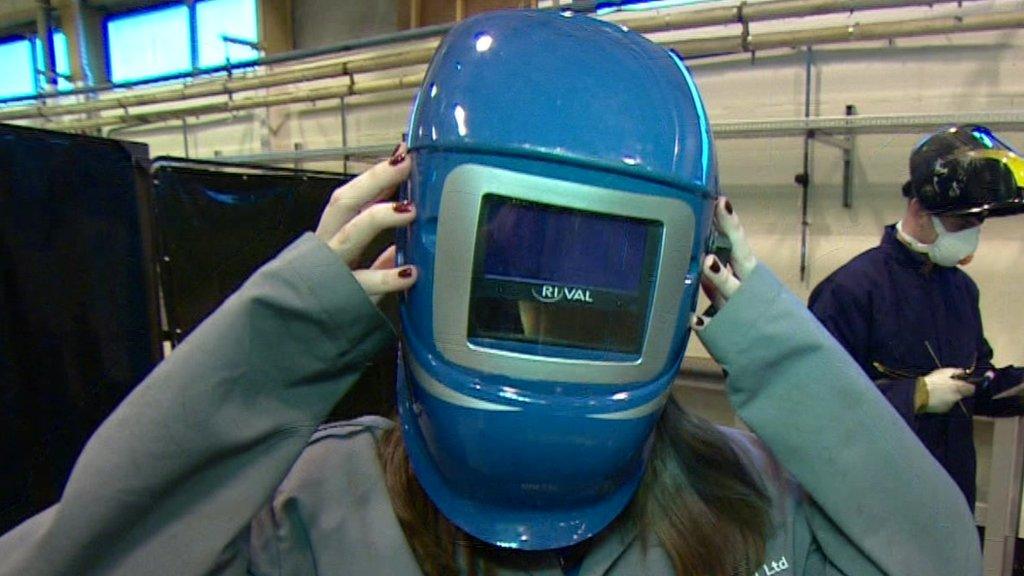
{"left": 881, "top": 224, "right": 936, "bottom": 275}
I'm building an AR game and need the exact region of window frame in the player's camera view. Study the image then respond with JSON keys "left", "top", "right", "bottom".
{"left": 104, "top": 1, "right": 195, "bottom": 86}
{"left": 103, "top": 0, "right": 260, "bottom": 87}
{"left": 33, "top": 29, "right": 74, "bottom": 93}
{"left": 0, "top": 34, "right": 41, "bottom": 101}
{"left": 195, "top": 0, "right": 261, "bottom": 70}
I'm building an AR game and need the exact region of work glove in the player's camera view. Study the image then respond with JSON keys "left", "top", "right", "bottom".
{"left": 919, "top": 368, "right": 974, "bottom": 413}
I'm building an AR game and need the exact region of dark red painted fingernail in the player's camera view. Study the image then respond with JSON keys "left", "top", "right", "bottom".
{"left": 389, "top": 142, "right": 407, "bottom": 166}
{"left": 393, "top": 200, "right": 413, "bottom": 213}
{"left": 695, "top": 316, "right": 705, "bottom": 327}
{"left": 710, "top": 258, "right": 722, "bottom": 274}
{"left": 724, "top": 199, "right": 733, "bottom": 215}
{"left": 398, "top": 267, "right": 413, "bottom": 278}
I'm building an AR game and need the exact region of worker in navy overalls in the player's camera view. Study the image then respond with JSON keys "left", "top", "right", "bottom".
{"left": 810, "top": 125, "right": 1024, "bottom": 510}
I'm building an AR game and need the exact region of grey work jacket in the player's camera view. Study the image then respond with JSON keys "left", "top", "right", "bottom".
{"left": 0, "top": 234, "right": 980, "bottom": 576}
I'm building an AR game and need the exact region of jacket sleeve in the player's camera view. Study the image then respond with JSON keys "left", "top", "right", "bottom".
{"left": 974, "top": 368, "right": 1024, "bottom": 416}
{"left": 964, "top": 283, "right": 1024, "bottom": 417}
{"left": 0, "top": 233, "right": 394, "bottom": 576}
{"left": 808, "top": 277, "right": 918, "bottom": 422}
{"left": 700, "top": 264, "right": 980, "bottom": 576}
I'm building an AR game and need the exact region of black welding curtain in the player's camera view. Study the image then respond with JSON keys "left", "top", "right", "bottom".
{"left": 0, "top": 125, "right": 161, "bottom": 533}
{"left": 150, "top": 160, "right": 393, "bottom": 421}
{"left": 151, "top": 158, "right": 352, "bottom": 343}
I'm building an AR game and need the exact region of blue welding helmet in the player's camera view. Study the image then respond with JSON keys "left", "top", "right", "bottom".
{"left": 396, "top": 9, "right": 717, "bottom": 550}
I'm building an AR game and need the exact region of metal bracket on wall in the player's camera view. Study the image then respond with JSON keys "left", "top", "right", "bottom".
{"left": 810, "top": 104, "right": 858, "bottom": 209}
{"left": 797, "top": 47, "right": 813, "bottom": 283}
{"left": 797, "top": 121, "right": 859, "bottom": 281}
{"left": 796, "top": 47, "right": 859, "bottom": 282}
{"left": 181, "top": 118, "right": 190, "bottom": 158}
{"left": 340, "top": 97, "right": 349, "bottom": 174}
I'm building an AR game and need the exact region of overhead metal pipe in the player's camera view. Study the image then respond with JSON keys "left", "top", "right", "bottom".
{"left": 712, "top": 110, "right": 1024, "bottom": 138}
{"left": 58, "top": 74, "right": 425, "bottom": 132}
{"left": 12, "top": 4, "right": 1021, "bottom": 132}
{"left": 669, "top": 9, "right": 1024, "bottom": 56}
{"left": 45, "top": 8, "right": 1024, "bottom": 133}
{"left": 205, "top": 109, "right": 1024, "bottom": 166}
{"left": 101, "top": 87, "right": 419, "bottom": 136}
{"left": 616, "top": 4, "right": 740, "bottom": 31}
{"left": 745, "top": 0, "right": 942, "bottom": 20}
{"left": 622, "top": 0, "right": 980, "bottom": 32}
{"left": 215, "top": 143, "right": 397, "bottom": 165}
{"left": 0, "top": 0, "right": 980, "bottom": 122}
{"left": 0, "top": 22, "right": 454, "bottom": 106}
{"left": 120, "top": 106, "right": 1024, "bottom": 165}
{"left": 0, "top": 44, "right": 438, "bottom": 122}
{"left": 749, "top": 9, "right": 1024, "bottom": 51}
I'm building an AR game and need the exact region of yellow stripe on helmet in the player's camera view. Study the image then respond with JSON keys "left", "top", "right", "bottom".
{"left": 968, "top": 149, "right": 1024, "bottom": 189}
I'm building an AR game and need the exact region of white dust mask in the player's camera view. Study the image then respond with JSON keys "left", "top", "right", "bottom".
{"left": 928, "top": 216, "right": 980, "bottom": 267}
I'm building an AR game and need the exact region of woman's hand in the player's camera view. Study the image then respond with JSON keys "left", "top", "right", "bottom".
{"left": 315, "top": 142, "right": 417, "bottom": 304}
{"left": 691, "top": 197, "right": 756, "bottom": 330}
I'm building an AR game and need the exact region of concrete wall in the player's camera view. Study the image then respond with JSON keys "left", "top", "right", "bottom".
{"left": 293, "top": 0, "right": 399, "bottom": 49}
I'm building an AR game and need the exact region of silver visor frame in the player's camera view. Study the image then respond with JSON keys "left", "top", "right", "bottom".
{"left": 433, "top": 164, "right": 696, "bottom": 385}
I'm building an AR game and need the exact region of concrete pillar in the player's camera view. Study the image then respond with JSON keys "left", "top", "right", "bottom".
{"left": 260, "top": 0, "right": 296, "bottom": 155}
{"left": 400, "top": 0, "right": 533, "bottom": 29}
{"left": 36, "top": 0, "right": 57, "bottom": 92}
{"left": 259, "top": 0, "right": 294, "bottom": 55}
{"left": 59, "top": 0, "right": 108, "bottom": 87}
{"left": 295, "top": 0, "right": 397, "bottom": 49}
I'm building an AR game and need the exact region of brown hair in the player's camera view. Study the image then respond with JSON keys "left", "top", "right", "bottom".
{"left": 378, "top": 395, "right": 772, "bottom": 575}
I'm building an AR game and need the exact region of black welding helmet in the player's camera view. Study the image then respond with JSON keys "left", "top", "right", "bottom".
{"left": 905, "top": 125, "right": 1024, "bottom": 218}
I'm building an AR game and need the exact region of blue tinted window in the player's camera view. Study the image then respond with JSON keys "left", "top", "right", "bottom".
{"left": 196, "top": 0, "right": 259, "bottom": 68}
{"left": 34, "top": 30, "right": 74, "bottom": 92}
{"left": 596, "top": 0, "right": 709, "bottom": 13}
{"left": 0, "top": 39, "right": 36, "bottom": 100}
{"left": 107, "top": 5, "right": 192, "bottom": 83}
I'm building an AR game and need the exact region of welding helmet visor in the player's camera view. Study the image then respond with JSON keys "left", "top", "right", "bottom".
{"left": 908, "top": 125, "right": 1024, "bottom": 217}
